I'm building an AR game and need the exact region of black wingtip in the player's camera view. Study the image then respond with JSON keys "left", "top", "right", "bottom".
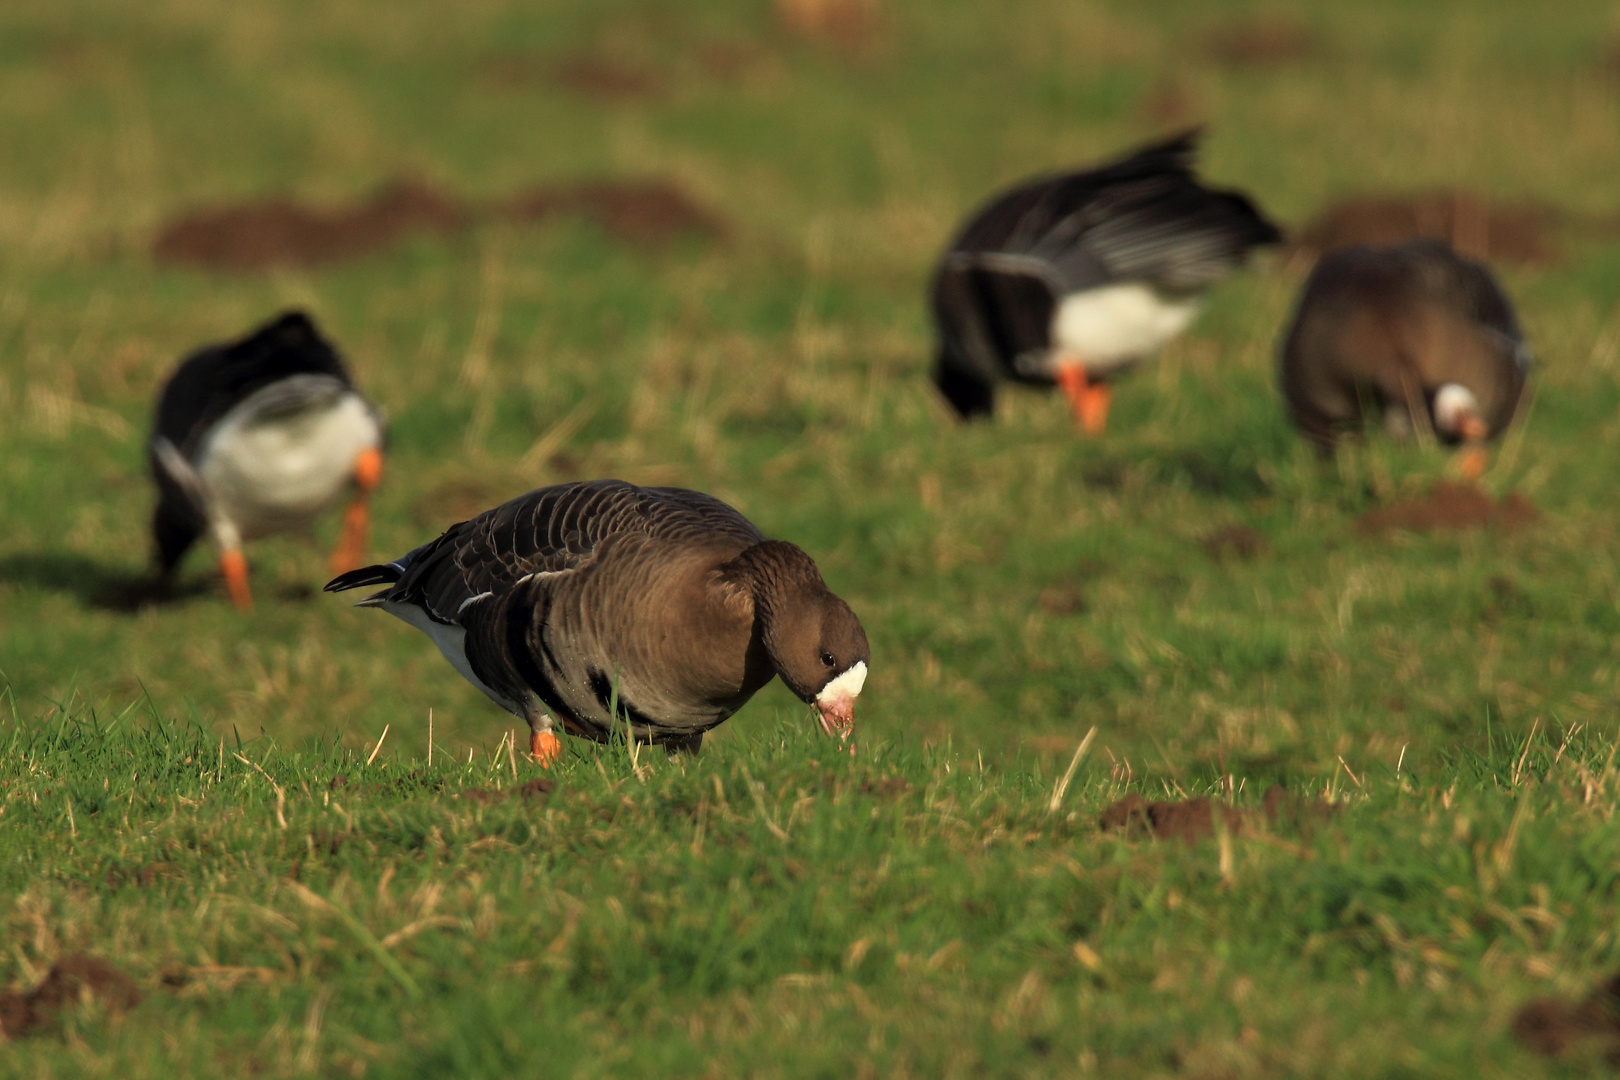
{"left": 324, "top": 563, "right": 401, "bottom": 594}
{"left": 934, "top": 359, "right": 995, "bottom": 421}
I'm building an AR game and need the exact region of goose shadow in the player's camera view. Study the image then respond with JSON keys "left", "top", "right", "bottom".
{"left": 0, "top": 552, "right": 210, "bottom": 613}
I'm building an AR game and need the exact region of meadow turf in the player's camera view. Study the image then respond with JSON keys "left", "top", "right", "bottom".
{"left": 3, "top": 0, "right": 1620, "bottom": 1074}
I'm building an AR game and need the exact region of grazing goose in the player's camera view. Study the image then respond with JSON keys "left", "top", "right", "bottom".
{"left": 931, "top": 129, "right": 1281, "bottom": 432}
{"left": 325, "top": 479, "right": 870, "bottom": 766}
{"left": 1278, "top": 238, "right": 1531, "bottom": 476}
{"left": 150, "top": 311, "right": 385, "bottom": 610}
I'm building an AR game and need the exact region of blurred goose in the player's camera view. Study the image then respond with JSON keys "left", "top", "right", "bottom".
{"left": 325, "top": 479, "right": 870, "bottom": 766}
{"left": 150, "top": 311, "right": 385, "bottom": 610}
{"left": 931, "top": 129, "right": 1281, "bottom": 432}
{"left": 1278, "top": 238, "right": 1531, "bottom": 476}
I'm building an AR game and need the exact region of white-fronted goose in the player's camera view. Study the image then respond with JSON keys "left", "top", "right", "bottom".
{"left": 931, "top": 129, "right": 1281, "bottom": 432}
{"left": 150, "top": 311, "right": 385, "bottom": 610}
{"left": 1278, "top": 238, "right": 1531, "bottom": 475}
{"left": 324, "top": 479, "right": 871, "bottom": 766}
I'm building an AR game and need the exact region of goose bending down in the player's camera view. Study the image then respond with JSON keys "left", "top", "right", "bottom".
{"left": 1278, "top": 238, "right": 1531, "bottom": 476}
{"left": 324, "top": 479, "right": 871, "bottom": 766}
{"left": 931, "top": 129, "right": 1281, "bottom": 432}
{"left": 150, "top": 311, "right": 385, "bottom": 610}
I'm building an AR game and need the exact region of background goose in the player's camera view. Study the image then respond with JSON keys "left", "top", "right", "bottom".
{"left": 931, "top": 129, "right": 1281, "bottom": 432}
{"left": 150, "top": 311, "right": 385, "bottom": 610}
{"left": 1278, "top": 238, "right": 1531, "bottom": 475}
{"left": 325, "top": 479, "right": 870, "bottom": 765}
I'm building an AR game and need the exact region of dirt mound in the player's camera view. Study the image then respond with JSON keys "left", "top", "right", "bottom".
{"left": 1037, "top": 580, "right": 1087, "bottom": 616}
{"left": 504, "top": 180, "right": 728, "bottom": 250}
{"left": 1356, "top": 482, "right": 1539, "bottom": 536}
{"left": 1201, "top": 524, "right": 1268, "bottom": 561}
{"left": 1100, "top": 785, "right": 1336, "bottom": 842}
{"left": 155, "top": 176, "right": 727, "bottom": 271}
{"left": 774, "top": 0, "right": 882, "bottom": 52}
{"left": 0, "top": 956, "right": 141, "bottom": 1039}
{"left": 457, "top": 778, "right": 556, "bottom": 804}
{"left": 154, "top": 179, "right": 465, "bottom": 272}
{"left": 482, "top": 54, "right": 665, "bottom": 100}
{"left": 1293, "top": 191, "right": 1561, "bottom": 266}
{"left": 1513, "top": 971, "right": 1620, "bottom": 1062}
{"left": 1137, "top": 79, "right": 1200, "bottom": 127}
{"left": 1202, "top": 19, "right": 1318, "bottom": 67}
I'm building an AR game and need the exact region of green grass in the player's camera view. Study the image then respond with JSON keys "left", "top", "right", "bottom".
{"left": 3, "top": 0, "right": 1620, "bottom": 1073}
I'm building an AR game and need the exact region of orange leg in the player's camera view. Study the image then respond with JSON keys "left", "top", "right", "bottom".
{"left": 530, "top": 729, "right": 562, "bottom": 767}
{"left": 1053, "top": 366, "right": 1111, "bottom": 435}
{"left": 1456, "top": 444, "right": 1488, "bottom": 481}
{"left": 219, "top": 548, "right": 253, "bottom": 611}
{"left": 329, "top": 448, "right": 384, "bottom": 575}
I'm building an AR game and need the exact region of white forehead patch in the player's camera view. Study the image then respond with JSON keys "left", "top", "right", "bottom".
{"left": 1432, "top": 383, "right": 1479, "bottom": 435}
{"left": 816, "top": 661, "right": 867, "bottom": 703}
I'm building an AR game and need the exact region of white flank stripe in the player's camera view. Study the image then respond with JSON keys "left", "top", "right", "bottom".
{"left": 817, "top": 661, "right": 868, "bottom": 704}
{"left": 457, "top": 591, "right": 493, "bottom": 614}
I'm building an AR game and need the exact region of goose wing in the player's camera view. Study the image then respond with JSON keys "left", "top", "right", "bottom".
{"left": 327, "top": 480, "right": 763, "bottom": 624}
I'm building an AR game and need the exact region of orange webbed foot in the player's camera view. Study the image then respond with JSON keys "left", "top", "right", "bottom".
{"left": 1054, "top": 366, "right": 1110, "bottom": 435}
{"left": 328, "top": 448, "right": 383, "bottom": 575}
{"left": 220, "top": 549, "right": 253, "bottom": 611}
{"left": 530, "top": 730, "right": 562, "bottom": 767}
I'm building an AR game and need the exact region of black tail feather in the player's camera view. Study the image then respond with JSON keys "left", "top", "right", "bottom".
{"left": 934, "top": 357, "right": 996, "bottom": 420}
{"left": 324, "top": 562, "right": 403, "bottom": 593}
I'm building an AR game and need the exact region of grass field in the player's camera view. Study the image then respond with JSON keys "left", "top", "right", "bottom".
{"left": 4, "top": 0, "right": 1620, "bottom": 1074}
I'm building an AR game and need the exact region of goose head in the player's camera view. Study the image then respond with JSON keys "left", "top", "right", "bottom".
{"left": 1432, "top": 383, "right": 1489, "bottom": 443}
{"left": 731, "top": 541, "right": 871, "bottom": 740}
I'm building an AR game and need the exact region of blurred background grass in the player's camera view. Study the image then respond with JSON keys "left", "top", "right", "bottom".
{"left": 2, "top": 0, "right": 1620, "bottom": 787}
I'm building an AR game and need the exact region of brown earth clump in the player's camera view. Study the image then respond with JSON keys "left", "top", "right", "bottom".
{"left": 504, "top": 179, "right": 729, "bottom": 250}
{"left": 1513, "top": 971, "right": 1620, "bottom": 1062}
{"left": 547, "top": 57, "right": 665, "bottom": 100}
{"left": 457, "top": 778, "right": 556, "bottom": 804}
{"left": 1202, "top": 19, "right": 1318, "bottom": 67}
{"left": 1100, "top": 785, "right": 1337, "bottom": 842}
{"left": 1356, "top": 482, "right": 1539, "bottom": 536}
{"left": 774, "top": 0, "right": 882, "bottom": 52}
{"left": 1201, "top": 524, "right": 1268, "bottom": 561}
{"left": 1037, "top": 581, "right": 1087, "bottom": 616}
{"left": 1137, "top": 78, "right": 1200, "bottom": 127}
{"left": 154, "top": 180, "right": 466, "bottom": 271}
{"left": 1293, "top": 190, "right": 1561, "bottom": 266}
{"left": 0, "top": 956, "right": 141, "bottom": 1039}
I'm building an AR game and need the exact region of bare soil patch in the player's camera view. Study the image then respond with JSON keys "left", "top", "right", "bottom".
{"left": 155, "top": 176, "right": 727, "bottom": 272}
{"left": 457, "top": 778, "right": 556, "bottom": 804}
{"left": 503, "top": 179, "right": 728, "bottom": 250}
{"left": 1202, "top": 19, "right": 1318, "bottom": 68}
{"left": 1513, "top": 971, "right": 1620, "bottom": 1062}
{"left": 154, "top": 180, "right": 465, "bottom": 272}
{"left": 1137, "top": 78, "right": 1200, "bottom": 127}
{"left": 1037, "top": 580, "right": 1087, "bottom": 616}
{"left": 480, "top": 53, "right": 665, "bottom": 100}
{"left": 0, "top": 956, "right": 141, "bottom": 1039}
{"left": 1201, "top": 524, "right": 1268, "bottom": 561}
{"left": 1100, "top": 785, "right": 1337, "bottom": 842}
{"left": 1293, "top": 190, "right": 1561, "bottom": 266}
{"left": 1356, "top": 482, "right": 1539, "bottom": 537}
{"left": 774, "top": 0, "right": 882, "bottom": 52}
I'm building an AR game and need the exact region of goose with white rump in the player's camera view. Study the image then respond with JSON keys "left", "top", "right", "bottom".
{"left": 930, "top": 129, "right": 1281, "bottom": 432}
{"left": 1278, "top": 238, "right": 1531, "bottom": 477}
{"left": 149, "top": 311, "right": 385, "bottom": 610}
{"left": 325, "top": 479, "right": 870, "bottom": 766}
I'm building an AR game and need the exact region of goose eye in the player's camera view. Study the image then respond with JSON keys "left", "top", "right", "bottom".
{"left": 819, "top": 651, "right": 836, "bottom": 668}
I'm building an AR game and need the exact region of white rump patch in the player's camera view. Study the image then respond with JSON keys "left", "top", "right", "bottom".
{"left": 1432, "top": 383, "right": 1480, "bottom": 436}
{"left": 816, "top": 660, "right": 868, "bottom": 704}
{"left": 379, "top": 600, "right": 519, "bottom": 717}
{"left": 1040, "top": 283, "right": 1201, "bottom": 376}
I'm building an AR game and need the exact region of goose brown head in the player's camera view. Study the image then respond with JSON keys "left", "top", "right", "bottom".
{"left": 725, "top": 540, "right": 870, "bottom": 740}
